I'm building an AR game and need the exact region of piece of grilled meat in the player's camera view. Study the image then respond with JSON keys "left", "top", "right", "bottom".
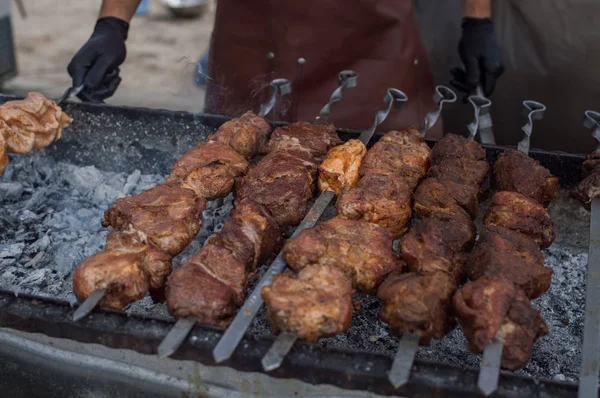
{"left": 235, "top": 150, "right": 317, "bottom": 226}
{"left": 166, "top": 200, "right": 281, "bottom": 326}
{"left": 429, "top": 133, "right": 486, "bottom": 165}
{"left": 336, "top": 169, "right": 412, "bottom": 238}
{"left": 208, "top": 111, "right": 271, "bottom": 159}
{"left": 166, "top": 243, "right": 248, "bottom": 326}
{"left": 453, "top": 276, "right": 548, "bottom": 370}
{"left": 413, "top": 178, "right": 474, "bottom": 220}
{"left": 73, "top": 230, "right": 172, "bottom": 310}
{"left": 400, "top": 212, "right": 475, "bottom": 281}
{"left": 283, "top": 217, "right": 403, "bottom": 292}
{"left": 359, "top": 127, "right": 431, "bottom": 190}
{"left": 377, "top": 272, "right": 457, "bottom": 344}
{"left": 483, "top": 191, "right": 555, "bottom": 249}
{"left": 318, "top": 139, "right": 367, "bottom": 194}
{"left": 572, "top": 152, "right": 600, "bottom": 208}
{"left": 262, "top": 264, "right": 354, "bottom": 342}
{"left": 493, "top": 150, "right": 558, "bottom": 207}
{"left": 102, "top": 183, "right": 206, "bottom": 256}
{"left": 166, "top": 141, "right": 249, "bottom": 200}
{"left": 264, "top": 122, "right": 342, "bottom": 163}
{"left": 467, "top": 226, "right": 552, "bottom": 299}
{"left": 209, "top": 199, "right": 282, "bottom": 271}
{"left": 0, "top": 92, "right": 73, "bottom": 152}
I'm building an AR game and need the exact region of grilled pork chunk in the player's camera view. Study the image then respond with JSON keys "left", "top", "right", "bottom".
{"left": 0, "top": 132, "right": 7, "bottom": 176}
{"left": 209, "top": 111, "right": 271, "bottom": 159}
{"left": 377, "top": 272, "right": 457, "bottom": 344}
{"left": 359, "top": 127, "right": 431, "bottom": 190}
{"left": 73, "top": 230, "right": 172, "bottom": 310}
{"left": 102, "top": 183, "right": 206, "bottom": 256}
{"left": 283, "top": 217, "right": 403, "bottom": 293}
{"left": 429, "top": 133, "right": 486, "bottom": 165}
{"left": 166, "top": 141, "right": 249, "bottom": 200}
{"left": 467, "top": 226, "right": 552, "bottom": 299}
{"left": 262, "top": 264, "right": 354, "bottom": 342}
{"left": 483, "top": 191, "right": 555, "bottom": 249}
{"left": 235, "top": 150, "right": 317, "bottom": 226}
{"left": 0, "top": 92, "right": 72, "bottom": 152}
{"left": 318, "top": 139, "right": 367, "bottom": 194}
{"left": 264, "top": 121, "right": 342, "bottom": 163}
{"left": 493, "top": 149, "right": 558, "bottom": 207}
{"left": 337, "top": 169, "right": 412, "bottom": 239}
{"left": 453, "top": 276, "right": 548, "bottom": 370}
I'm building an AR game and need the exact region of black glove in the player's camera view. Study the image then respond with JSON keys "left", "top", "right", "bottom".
{"left": 67, "top": 17, "right": 129, "bottom": 103}
{"left": 451, "top": 18, "right": 504, "bottom": 97}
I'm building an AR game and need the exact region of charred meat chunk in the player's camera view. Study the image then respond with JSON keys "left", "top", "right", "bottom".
{"left": 235, "top": 150, "right": 317, "bottom": 226}
{"left": 359, "top": 127, "right": 431, "bottom": 190}
{"left": 166, "top": 141, "right": 249, "bottom": 200}
{"left": 264, "top": 122, "right": 342, "bottom": 163}
{"left": 430, "top": 133, "right": 485, "bottom": 165}
{"left": 453, "top": 276, "right": 548, "bottom": 370}
{"left": 400, "top": 213, "right": 475, "bottom": 281}
{"left": 262, "top": 265, "right": 354, "bottom": 342}
{"left": 467, "top": 226, "right": 551, "bottom": 299}
{"left": 493, "top": 149, "right": 558, "bottom": 207}
{"left": 166, "top": 243, "right": 248, "bottom": 327}
{"left": 283, "top": 217, "right": 403, "bottom": 292}
{"left": 73, "top": 230, "right": 172, "bottom": 310}
{"left": 483, "top": 191, "right": 555, "bottom": 249}
{"left": 102, "top": 183, "right": 206, "bottom": 256}
{"left": 209, "top": 111, "right": 271, "bottom": 159}
{"left": 336, "top": 169, "right": 412, "bottom": 238}
{"left": 377, "top": 272, "right": 457, "bottom": 344}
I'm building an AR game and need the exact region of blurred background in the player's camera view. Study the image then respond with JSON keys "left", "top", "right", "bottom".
{"left": 0, "top": 0, "right": 214, "bottom": 112}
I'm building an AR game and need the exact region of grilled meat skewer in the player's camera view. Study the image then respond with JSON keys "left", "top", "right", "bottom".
{"left": 73, "top": 111, "right": 271, "bottom": 311}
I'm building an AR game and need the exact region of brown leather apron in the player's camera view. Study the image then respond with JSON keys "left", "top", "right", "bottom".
{"left": 205, "top": 0, "right": 438, "bottom": 135}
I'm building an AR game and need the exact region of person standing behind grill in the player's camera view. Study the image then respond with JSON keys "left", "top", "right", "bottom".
{"left": 66, "top": 0, "right": 504, "bottom": 135}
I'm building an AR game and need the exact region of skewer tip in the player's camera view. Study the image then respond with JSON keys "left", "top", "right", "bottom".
{"left": 157, "top": 318, "right": 196, "bottom": 359}
{"left": 477, "top": 339, "right": 503, "bottom": 396}
{"left": 72, "top": 288, "right": 107, "bottom": 322}
{"left": 388, "top": 333, "right": 420, "bottom": 389}
{"left": 261, "top": 332, "right": 298, "bottom": 372}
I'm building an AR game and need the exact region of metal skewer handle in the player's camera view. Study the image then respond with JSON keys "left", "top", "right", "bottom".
{"left": 467, "top": 95, "right": 493, "bottom": 142}
{"left": 578, "top": 109, "right": 600, "bottom": 398}
{"left": 420, "top": 85, "right": 457, "bottom": 137}
{"left": 258, "top": 78, "right": 292, "bottom": 117}
{"left": 357, "top": 88, "right": 408, "bottom": 145}
{"left": 517, "top": 100, "right": 546, "bottom": 156}
{"left": 315, "top": 70, "right": 359, "bottom": 125}
{"left": 583, "top": 110, "right": 600, "bottom": 152}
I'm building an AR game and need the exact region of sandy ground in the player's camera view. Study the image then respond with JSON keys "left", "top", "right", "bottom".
{"left": 2, "top": 0, "right": 215, "bottom": 112}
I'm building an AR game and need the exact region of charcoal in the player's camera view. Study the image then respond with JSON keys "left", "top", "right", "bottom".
{"left": 21, "top": 269, "right": 46, "bottom": 287}
{"left": 0, "top": 182, "right": 23, "bottom": 201}
{"left": 24, "top": 252, "right": 46, "bottom": 269}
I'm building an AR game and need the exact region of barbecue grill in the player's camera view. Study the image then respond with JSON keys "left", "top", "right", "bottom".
{"left": 0, "top": 95, "right": 592, "bottom": 397}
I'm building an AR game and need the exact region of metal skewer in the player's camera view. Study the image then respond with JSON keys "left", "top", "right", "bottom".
{"left": 578, "top": 110, "right": 600, "bottom": 398}
{"left": 315, "top": 70, "right": 358, "bottom": 125}
{"left": 74, "top": 79, "right": 292, "bottom": 325}
{"left": 517, "top": 100, "right": 547, "bottom": 156}
{"left": 260, "top": 88, "right": 408, "bottom": 372}
{"left": 388, "top": 86, "right": 461, "bottom": 389}
{"left": 477, "top": 99, "right": 547, "bottom": 397}
{"left": 157, "top": 71, "right": 357, "bottom": 360}
{"left": 474, "top": 84, "right": 496, "bottom": 145}
{"left": 420, "top": 85, "right": 457, "bottom": 137}
{"left": 467, "top": 95, "right": 493, "bottom": 143}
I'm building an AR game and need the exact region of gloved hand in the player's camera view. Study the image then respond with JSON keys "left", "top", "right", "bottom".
{"left": 451, "top": 18, "right": 504, "bottom": 97}
{"left": 67, "top": 17, "right": 129, "bottom": 103}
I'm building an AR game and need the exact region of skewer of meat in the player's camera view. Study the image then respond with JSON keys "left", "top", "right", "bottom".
{"left": 378, "top": 117, "right": 489, "bottom": 388}
{"left": 569, "top": 110, "right": 600, "bottom": 398}
{"left": 71, "top": 79, "right": 291, "bottom": 320}
{"left": 0, "top": 92, "right": 73, "bottom": 176}
{"left": 259, "top": 86, "right": 454, "bottom": 372}
{"left": 159, "top": 71, "right": 360, "bottom": 358}
{"left": 454, "top": 101, "right": 554, "bottom": 396}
